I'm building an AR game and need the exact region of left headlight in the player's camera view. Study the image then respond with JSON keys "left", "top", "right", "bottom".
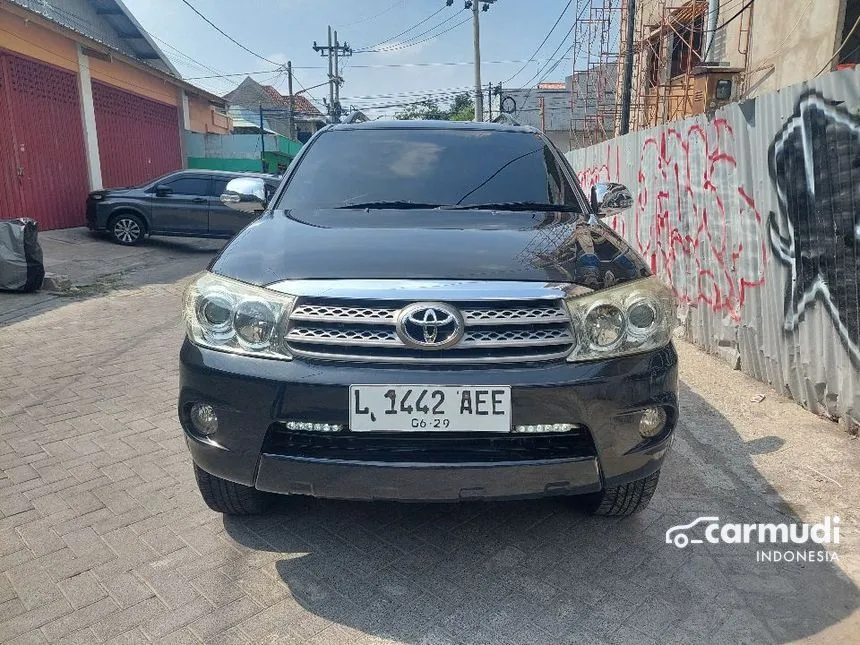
{"left": 566, "top": 276, "right": 676, "bottom": 362}
{"left": 183, "top": 272, "right": 296, "bottom": 360}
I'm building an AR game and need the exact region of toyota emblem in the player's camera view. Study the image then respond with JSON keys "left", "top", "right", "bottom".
{"left": 395, "top": 303, "right": 465, "bottom": 350}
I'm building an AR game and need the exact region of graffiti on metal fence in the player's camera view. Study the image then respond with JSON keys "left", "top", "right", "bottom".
{"left": 576, "top": 120, "right": 768, "bottom": 323}
{"left": 767, "top": 90, "right": 860, "bottom": 365}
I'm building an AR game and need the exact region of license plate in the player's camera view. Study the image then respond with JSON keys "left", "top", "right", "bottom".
{"left": 349, "top": 385, "right": 511, "bottom": 432}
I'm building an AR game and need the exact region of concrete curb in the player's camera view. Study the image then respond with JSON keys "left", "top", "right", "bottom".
{"left": 40, "top": 273, "right": 72, "bottom": 293}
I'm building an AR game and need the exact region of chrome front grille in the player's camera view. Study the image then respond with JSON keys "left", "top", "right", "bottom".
{"left": 285, "top": 297, "right": 575, "bottom": 364}
{"left": 288, "top": 327, "right": 398, "bottom": 345}
{"left": 290, "top": 304, "right": 397, "bottom": 323}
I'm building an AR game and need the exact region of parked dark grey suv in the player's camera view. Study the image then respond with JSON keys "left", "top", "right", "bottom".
{"left": 179, "top": 121, "right": 679, "bottom": 517}
{"left": 86, "top": 169, "right": 279, "bottom": 245}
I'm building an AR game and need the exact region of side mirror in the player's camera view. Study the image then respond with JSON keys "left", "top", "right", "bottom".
{"left": 220, "top": 177, "right": 267, "bottom": 213}
{"left": 590, "top": 182, "right": 633, "bottom": 218}
{"left": 155, "top": 184, "right": 172, "bottom": 197}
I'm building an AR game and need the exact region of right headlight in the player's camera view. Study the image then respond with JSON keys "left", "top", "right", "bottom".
{"left": 566, "top": 276, "right": 676, "bottom": 362}
{"left": 183, "top": 272, "right": 296, "bottom": 360}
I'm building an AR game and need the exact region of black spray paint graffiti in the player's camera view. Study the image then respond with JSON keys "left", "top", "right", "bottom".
{"left": 767, "top": 90, "right": 860, "bottom": 365}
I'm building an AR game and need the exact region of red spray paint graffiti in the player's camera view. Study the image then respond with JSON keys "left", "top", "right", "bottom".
{"left": 575, "top": 119, "right": 767, "bottom": 322}
{"left": 577, "top": 144, "right": 626, "bottom": 238}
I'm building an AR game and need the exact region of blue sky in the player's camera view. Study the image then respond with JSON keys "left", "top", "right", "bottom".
{"left": 123, "top": 0, "right": 586, "bottom": 116}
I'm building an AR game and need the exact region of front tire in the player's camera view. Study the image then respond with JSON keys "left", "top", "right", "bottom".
{"left": 193, "top": 464, "right": 272, "bottom": 515}
{"left": 109, "top": 213, "right": 145, "bottom": 246}
{"left": 581, "top": 469, "right": 661, "bottom": 517}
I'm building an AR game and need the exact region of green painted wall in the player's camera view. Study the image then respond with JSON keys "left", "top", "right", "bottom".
{"left": 187, "top": 157, "right": 263, "bottom": 172}
{"left": 184, "top": 131, "right": 303, "bottom": 175}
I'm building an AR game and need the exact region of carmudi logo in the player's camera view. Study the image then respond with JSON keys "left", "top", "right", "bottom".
{"left": 665, "top": 516, "right": 840, "bottom": 563}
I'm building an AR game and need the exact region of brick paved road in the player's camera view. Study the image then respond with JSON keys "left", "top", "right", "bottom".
{"left": 1, "top": 239, "right": 859, "bottom": 644}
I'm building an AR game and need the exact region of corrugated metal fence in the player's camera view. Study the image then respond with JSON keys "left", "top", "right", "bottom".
{"left": 566, "top": 68, "right": 859, "bottom": 425}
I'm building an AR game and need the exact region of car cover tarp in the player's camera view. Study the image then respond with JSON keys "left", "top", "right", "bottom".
{"left": 0, "top": 218, "right": 44, "bottom": 292}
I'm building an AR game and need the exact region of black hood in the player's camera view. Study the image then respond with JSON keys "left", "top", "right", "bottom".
{"left": 210, "top": 209, "right": 649, "bottom": 290}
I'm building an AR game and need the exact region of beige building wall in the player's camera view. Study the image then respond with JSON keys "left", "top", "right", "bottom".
{"left": 745, "top": 0, "right": 844, "bottom": 96}
{"left": 187, "top": 94, "right": 231, "bottom": 134}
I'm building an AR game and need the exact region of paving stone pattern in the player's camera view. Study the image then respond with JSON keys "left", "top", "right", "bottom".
{"left": 1, "top": 248, "right": 858, "bottom": 643}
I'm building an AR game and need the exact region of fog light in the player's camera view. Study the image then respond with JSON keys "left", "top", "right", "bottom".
{"left": 514, "top": 423, "right": 577, "bottom": 433}
{"left": 189, "top": 402, "right": 218, "bottom": 435}
{"left": 638, "top": 407, "right": 667, "bottom": 438}
{"left": 285, "top": 421, "right": 343, "bottom": 432}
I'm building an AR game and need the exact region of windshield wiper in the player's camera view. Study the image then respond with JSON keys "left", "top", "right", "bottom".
{"left": 444, "top": 202, "right": 580, "bottom": 212}
{"left": 334, "top": 200, "right": 443, "bottom": 210}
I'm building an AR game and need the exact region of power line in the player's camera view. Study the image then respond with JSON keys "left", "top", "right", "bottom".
{"left": 342, "top": 85, "right": 473, "bottom": 100}
{"left": 356, "top": 5, "right": 448, "bottom": 51}
{"left": 177, "top": 0, "right": 284, "bottom": 67}
{"left": 518, "top": 1, "right": 590, "bottom": 108}
{"left": 361, "top": 9, "right": 464, "bottom": 52}
{"left": 534, "top": 43, "right": 575, "bottom": 86}
{"left": 0, "top": 24, "right": 218, "bottom": 102}
{"left": 148, "top": 33, "right": 228, "bottom": 80}
{"left": 288, "top": 73, "right": 324, "bottom": 107}
{"left": 348, "top": 94, "right": 468, "bottom": 104}
{"left": 349, "top": 94, "right": 472, "bottom": 108}
{"left": 46, "top": 1, "right": 263, "bottom": 94}
{"left": 522, "top": 0, "right": 590, "bottom": 89}
{"left": 363, "top": 15, "right": 472, "bottom": 54}
{"left": 185, "top": 69, "right": 281, "bottom": 80}
{"left": 504, "top": 0, "right": 573, "bottom": 85}
{"left": 339, "top": 0, "right": 402, "bottom": 28}
{"left": 520, "top": 26, "right": 576, "bottom": 91}
{"left": 715, "top": 0, "right": 755, "bottom": 32}
{"left": 184, "top": 58, "right": 578, "bottom": 79}
{"left": 348, "top": 96, "right": 466, "bottom": 111}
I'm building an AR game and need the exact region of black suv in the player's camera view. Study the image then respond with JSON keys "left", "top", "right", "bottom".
{"left": 86, "top": 169, "right": 279, "bottom": 245}
{"left": 179, "top": 121, "right": 678, "bottom": 516}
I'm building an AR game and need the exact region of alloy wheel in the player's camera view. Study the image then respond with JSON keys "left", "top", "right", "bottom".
{"left": 114, "top": 218, "right": 141, "bottom": 244}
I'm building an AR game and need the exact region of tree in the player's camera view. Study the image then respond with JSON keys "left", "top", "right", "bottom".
{"left": 394, "top": 92, "right": 474, "bottom": 121}
{"left": 393, "top": 99, "right": 449, "bottom": 121}
{"left": 447, "top": 93, "right": 475, "bottom": 121}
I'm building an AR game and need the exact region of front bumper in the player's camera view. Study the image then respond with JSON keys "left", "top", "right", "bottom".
{"left": 179, "top": 340, "right": 678, "bottom": 501}
{"left": 254, "top": 456, "right": 602, "bottom": 501}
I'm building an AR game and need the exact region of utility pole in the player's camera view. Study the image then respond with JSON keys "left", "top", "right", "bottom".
{"left": 471, "top": 1, "right": 482, "bottom": 121}
{"left": 619, "top": 0, "right": 636, "bottom": 135}
{"left": 259, "top": 104, "right": 266, "bottom": 172}
{"left": 539, "top": 97, "right": 546, "bottom": 131}
{"left": 456, "top": 0, "right": 496, "bottom": 122}
{"left": 312, "top": 27, "right": 352, "bottom": 123}
{"left": 327, "top": 26, "right": 334, "bottom": 118}
{"left": 334, "top": 30, "right": 340, "bottom": 111}
{"left": 287, "top": 60, "right": 295, "bottom": 141}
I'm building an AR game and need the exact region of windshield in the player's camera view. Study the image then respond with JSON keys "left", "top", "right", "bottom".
{"left": 276, "top": 128, "right": 583, "bottom": 212}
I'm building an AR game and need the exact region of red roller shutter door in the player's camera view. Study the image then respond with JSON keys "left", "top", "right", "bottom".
{"left": 92, "top": 81, "right": 182, "bottom": 188}
{"left": 0, "top": 53, "right": 89, "bottom": 230}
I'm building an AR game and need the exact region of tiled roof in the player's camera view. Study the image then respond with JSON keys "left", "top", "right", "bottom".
{"left": 261, "top": 86, "right": 322, "bottom": 116}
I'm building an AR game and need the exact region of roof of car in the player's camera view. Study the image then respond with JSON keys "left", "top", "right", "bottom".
{"left": 327, "top": 119, "right": 540, "bottom": 134}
